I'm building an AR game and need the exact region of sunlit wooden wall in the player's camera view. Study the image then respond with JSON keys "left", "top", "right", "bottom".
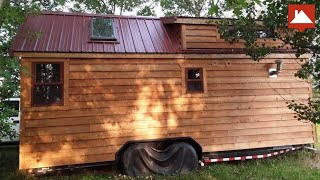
{"left": 19, "top": 54, "right": 315, "bottom": 169}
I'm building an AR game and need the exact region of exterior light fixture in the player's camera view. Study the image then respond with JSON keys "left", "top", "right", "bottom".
{"left": 269, "top": 60, "right": 283, "bottom": 77}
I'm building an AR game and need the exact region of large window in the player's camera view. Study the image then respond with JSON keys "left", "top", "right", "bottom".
{"left": 90, "top": 18, "right": 117, "bottom": 41}
{"left": 185, "top": 68, "right": 204, "bottom": 93}
{"left": 32, "top": 63, "right": 64, "bottom": 106}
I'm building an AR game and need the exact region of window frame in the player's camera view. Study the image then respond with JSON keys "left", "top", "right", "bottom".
{"left": 31, "top": 62, "right": 64, "bottom": 107}
{"left": 90, "top": 18, "right": 117, "bottom": 41}
{"left": 185, "top": 68, "right": 204, "bottom": 93}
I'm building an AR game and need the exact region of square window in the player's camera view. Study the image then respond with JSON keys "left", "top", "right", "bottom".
{"left": 32, "top": 63, "right": 64, "bottom": 106}
{"left": 90, "top": 18, "right": 117, "bottom": 41}
{"left": 185, "top": 68, "right": 204, "bottom": 93}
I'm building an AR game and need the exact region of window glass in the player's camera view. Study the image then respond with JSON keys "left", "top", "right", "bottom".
{"left": 188, "top": 69, "right": 201, "bottom": 79}
{"left": 33, "top": 85, "right": 62, "bottom": 105}
{"left": 36, "top": 64, "right": 60, "bottom": 83}
{"left": 32, "top": 63, "right": 63, "bottom": 106}
{"left": 91, "top": 18, "right": 116, "bottom": 40}
{"left": 186, "top": 68, "right": 204, "bottom": 93}
{"left": 187, "top": 81, "right": 203, "bottom": 91}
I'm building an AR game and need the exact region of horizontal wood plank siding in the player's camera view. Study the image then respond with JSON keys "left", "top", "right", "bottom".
{"left": 20, "top": 56, "right": 314, "bottom": 169}
{"left": 184, "top": 25, "right": 285, "bottom": 49}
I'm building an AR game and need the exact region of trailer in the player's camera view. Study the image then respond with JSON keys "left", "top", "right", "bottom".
{"left": 10, "top": 11, "right": 315, "bottom": 176}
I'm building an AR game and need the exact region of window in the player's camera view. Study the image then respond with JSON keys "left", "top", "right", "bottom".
{"left": 256, "top": 30, "right": 275, "bottom": 38}
{"left": 185, "top": 68, "right": 204, "bottom": 93}
{"left": 90, "top": 18, "right": 117, "bottom": 41}
{"left": 227, "top": 28, "right": 275, "bottom": 38}
{"left": 32, "top": 63, "right": 63, "bottom": 106}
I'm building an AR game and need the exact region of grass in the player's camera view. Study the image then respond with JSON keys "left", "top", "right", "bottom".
{"left": 1, "top": 146, "right": 320, "bottom": 180}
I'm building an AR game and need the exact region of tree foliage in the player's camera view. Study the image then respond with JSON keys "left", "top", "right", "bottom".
{"left": 213, "top": 0, "right": 320, "bottom": 124}
{"left": 71, "top": 0, "right": 150, "bottom": 15}
{"left": 160, "top": 0, "right": 213, "bottom": 17}
{"left": 0, "top": 0, "right": 29, "bottom": 140}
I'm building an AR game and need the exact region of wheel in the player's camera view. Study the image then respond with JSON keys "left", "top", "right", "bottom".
{"left": 119, "top": 142, "right": 198, "bottom": 176}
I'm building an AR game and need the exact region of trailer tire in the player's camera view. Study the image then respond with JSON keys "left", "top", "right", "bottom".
{"left": 119, "top": 141, "right": 198, "bottom": 176}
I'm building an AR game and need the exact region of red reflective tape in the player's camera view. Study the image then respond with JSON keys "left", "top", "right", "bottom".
{"left": 217, "top": 158, "right": 223, "bottom": 162}
{"left": 203, "top": 147, "right": 301, "bottom": 165}
{"left": 204, "top": 158, "right": 211, "bottom": 163}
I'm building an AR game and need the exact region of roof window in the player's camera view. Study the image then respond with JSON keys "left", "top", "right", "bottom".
{"left": 90, "top": 18, "right": 117, "bottom": 41}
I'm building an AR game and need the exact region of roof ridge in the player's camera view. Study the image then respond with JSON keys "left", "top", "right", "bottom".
{"left": 39, "top": 11, "right": 160, "bottom": 20}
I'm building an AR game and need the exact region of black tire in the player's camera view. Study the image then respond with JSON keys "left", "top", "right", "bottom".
{"left": 119, "top": 142, "right": 198, "bottom": 176}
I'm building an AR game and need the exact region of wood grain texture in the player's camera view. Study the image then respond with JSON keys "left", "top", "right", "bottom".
{"left": 183, "top": 24, "right": 285, "bottom": 50}
{"left": 19, "top": 55, "right": 314, "bottom": 170}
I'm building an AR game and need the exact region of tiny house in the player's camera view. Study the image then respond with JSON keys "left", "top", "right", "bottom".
{"left": 11, "top": 12, "right": 315, "bottom": 175}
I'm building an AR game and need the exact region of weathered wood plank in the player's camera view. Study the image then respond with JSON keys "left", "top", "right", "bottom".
{"left": 203, "top": 137, "right": 314, "bottom": 152}
{"left": 208, "top": 82, "right": 310, "bottom": 90}
{"left": 68, "top": 58, "right": 306, "bottom": 65}
{"left": 69, "top": 78, "right": 182, "bottom": 87}
{"left": 185, "top": 25, "right": 217, "bottom": 30}
{"left": 21, "top": 131, "right": 311, "bottom": 154}
{"left": 66, "top": 93, "right": 308, "bottom": 103}
{"left": 24, "top": 113, "right": 298, "bottom": 128}
{"left": 69, "top": 64, "right": 180, "bottom": 72}
{"left": 23, "top": 119, "right": 307, "bottom": 137}
{"left": 69, "top": 84, "right": 307, "bottom": 95}
{"left": 186, "top": 36, "right": 218, "bottom": 43}
{"left": 207, "top": 77, "right": 305, "bottom": 84}
{"left": 15, "top": 52, "right": 312, "bottom": 59}
{"left": 69, "top": 85, "right": 183, "bottom": 94}
{"left": 69, "top": 71, "right": 181, "bottom": 79}
{"left": 186, "top": 29, "right": 219, "bottom": 36}
{"left": 22, "top": 124, "right": 313, "bottom": 144}
{"left": 63, "top": 100, "right": 296, "bottom": 111}
{"left": 207, "top": 70, "right": 298, "bottom": 77}
{"left": 20, "top": 153, "right": 115, "bottom": 169}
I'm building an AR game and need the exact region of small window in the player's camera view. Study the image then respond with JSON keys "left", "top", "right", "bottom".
{"left": 228, "top": 28, "right": 275, "bottom": 38}
{"left": 90, "top": 18, "right": 117, "bottom": 41}
{"left": 185, "top": 68, "right": 204, "bottom": 93}
{"left": 256, "top": 30, "right": 275, "bottom": 38}
{"left": 32, "top": 63, "right": 63, "bottom": 106}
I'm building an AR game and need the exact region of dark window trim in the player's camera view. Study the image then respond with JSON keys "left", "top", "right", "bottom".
{"left": 90, "top": 18, "right": 117, "bottom": 41}
{"left": 185, "top": 68, "right": 204, "bottom": 93}
{"left": 31, "top": 62, "right": 64, "bottom": 107}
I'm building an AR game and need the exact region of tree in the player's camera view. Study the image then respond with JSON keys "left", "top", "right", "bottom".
{"left": 0, "top": 0, "right": 68, "bottom": 141}
{"left": 160, "top": 0, "right": 214, "bottom": 17}
{"left": 137, "top": 5, "right": 156, "bottom": 16}
{"left": 71, "top": 0, "right": 150, "bottom": 15}
{"left": 211, "top": 0, "right": 320, "bottom": 124}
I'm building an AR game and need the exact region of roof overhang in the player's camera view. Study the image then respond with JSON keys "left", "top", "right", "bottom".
{"left": 13, "top": 51, "right": 311, "bottom": 59}
{"left": 161, "top": 16, "right": 264, "bottom": 26}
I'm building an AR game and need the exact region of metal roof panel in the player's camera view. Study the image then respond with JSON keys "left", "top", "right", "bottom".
{"left": 12, "top": 12, "right": 181, "bottom": 54}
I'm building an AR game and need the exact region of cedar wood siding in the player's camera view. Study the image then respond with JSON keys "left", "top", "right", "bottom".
{"left": 181, "top": 24, "right": 287, "bottom": 49}
{"left": 19, "top": 54, "right": 315, "bottom": 169}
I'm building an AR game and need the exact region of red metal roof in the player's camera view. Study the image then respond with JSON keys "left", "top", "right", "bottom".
{"left": 11, "top": 11, "right": 181, "bottom": 54}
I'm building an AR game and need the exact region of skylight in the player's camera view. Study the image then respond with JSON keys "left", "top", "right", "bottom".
{"left": 90, "top": 18, "right": 117, "bottom": 41}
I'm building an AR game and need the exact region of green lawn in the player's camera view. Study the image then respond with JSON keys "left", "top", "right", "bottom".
{"left": 1, "top": 146, "right": 320, "bottom": 180}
